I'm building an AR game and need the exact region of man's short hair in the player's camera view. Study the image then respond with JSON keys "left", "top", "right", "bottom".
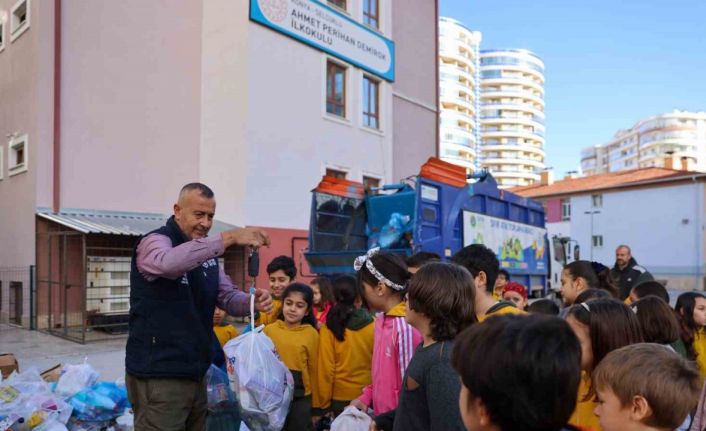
{"left": 631, "top": 280, "right": 669, "bottom": 303}
{"left": 594, "top": 343, "right": 700, "bottom": 430}
{"left": 405, "top": 251, "right": 441, "bottom": 269}
{"left": 616, "top": 244, "right": 631, "bottom": 254}
{"left": 180, "top": 182, "right": 215, "bottom": 199}
{"left": 452, "top": 314, "right": 581, "bottom": 430}
{"left": 266, "top": 255, "right": 297, "bottom": 279}
{"left": 451, "top": 244, "right": 499, "bottom": 293}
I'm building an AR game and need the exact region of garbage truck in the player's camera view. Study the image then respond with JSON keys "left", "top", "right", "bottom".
{"left": 304, "top": 157, "right": 575, "bottom": 297}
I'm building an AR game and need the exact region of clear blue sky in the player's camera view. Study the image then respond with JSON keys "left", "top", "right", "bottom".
{"left": 440, "top": 0, "right": 706, "bottom": 175}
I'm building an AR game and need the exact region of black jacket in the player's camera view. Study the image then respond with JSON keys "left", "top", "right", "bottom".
{"left": 125, "top": 216, "right": 220, "bottom": 380}
{"left": 611, "top": 257, "right": 654, "bottom": 300}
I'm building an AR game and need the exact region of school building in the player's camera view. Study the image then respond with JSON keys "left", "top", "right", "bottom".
{"left": 0, "top": 0, "right": 438, "bottom": 341}
{"left": 512, "top": 158, "right": 706, "bottom": 292}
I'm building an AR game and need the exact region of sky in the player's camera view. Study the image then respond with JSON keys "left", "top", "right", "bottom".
{"left": 440, "top": 0, "right": 706, "bottom": 175}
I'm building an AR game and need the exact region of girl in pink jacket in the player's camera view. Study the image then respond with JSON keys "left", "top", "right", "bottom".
{"left": 349, "top": 248, "right": 423, "bottom": 416}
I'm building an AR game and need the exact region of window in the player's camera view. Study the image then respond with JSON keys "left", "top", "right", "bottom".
{"left": 591, "top": 194, "right": 603, "bottom": 208}
{"left": 363, "top": 175, "right": 381, "bottom": 190}
{"left": 363, "top": 0, "right": 379, "bottom": 29}
{"left": 362, "top": 75, "right": 380, "bottom": 129}
{"left": 326, "top": 61, "right": 346, "bottom": 118}
{"left": 8, "top": 134, "right": 28, "bottom": 176}
{"left": 592, "top": 235, "right": 603, "bottom": 248}
{"left": 561, "top": 199, "right": 571, "bottom": 221}
{"left": 326, "top": 168, "right": 347, "bottom": 179}
{"left": 10, "top": 0, "right": 30, "bottom": 42}
{"left": 328, "top": 0, "right": 346, "bottom": 11}
{"left": 0, "top": 20, "right": 5, "bottom": 52}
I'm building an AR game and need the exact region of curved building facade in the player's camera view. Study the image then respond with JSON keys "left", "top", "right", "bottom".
{"left": 438, "top": 17, "right": 482, "bottom": 172}
{"left": 480, "top": 49, "right": 546, "bottom": 187}
{"left": 581, "top": 111, "right": 706, "bottom": 175}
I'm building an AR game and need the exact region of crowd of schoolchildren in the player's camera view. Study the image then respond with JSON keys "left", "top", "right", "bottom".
{"left": 212, "top": 246, "right": 706, "bottom": 431}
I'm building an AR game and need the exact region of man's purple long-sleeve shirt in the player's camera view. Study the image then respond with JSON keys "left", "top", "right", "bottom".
{"left": 135, "top": 233, "right": 250, "bottom": 317}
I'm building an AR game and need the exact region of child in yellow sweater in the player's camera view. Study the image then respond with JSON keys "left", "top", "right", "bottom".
{"left": 264, "top": 283, "right": 319, "bottom": 431}
{"left": 675, "top": 292, "right": 706, "bottom": 382}
{"left": 317, "top": 275, "right": 374, "bottom": 416}
{"left": 213, "top": 307, "right": 239, "bottom": 347}
{"left": 257, "top": 255, "right": 297, "bottom": 326}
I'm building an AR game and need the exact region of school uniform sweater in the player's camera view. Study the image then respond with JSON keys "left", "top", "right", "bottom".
{"left": 695, "top": 328, "right": 706, "bottom": 383}
{"left": 477, "top": 300, "right": 526, "bottom": 322}
{"left": 264, "top": 320, "right": 320, "bottom": 401}
{"left": 256, "top": 298, "right": 282, "bottom": 326}
{"left": 317, "top": 309, "right": 375, "bottom": 409}
{"left": 569, "top": 371, "right": 601, "bottom": 431}
{"left": 357, "top": 302, "right": 423, "bottom": 416}
{"left": 213, "top": 324, "right": 239, "bottom": 348}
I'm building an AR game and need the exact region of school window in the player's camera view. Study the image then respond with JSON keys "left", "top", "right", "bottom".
{"left": 561, "top": 199, "right": 571, "bottom": 221}
{"left": 592, "top": 235, "right": 603, "bottom": 248}
{"left": 0, "top": 20, "right": 5, "bottom": 52}
{"left": 363, "top": 176, "right": 380, "bottom": 190}
{"left": 326, "top": 168, "right": 347, "bottom": 179}
{"left": 326, "top": 61, "right": 346, "bottom": 118}
{"left": 363, "top": 0, "right": 379, "bottom": 29}
{"left": 328, "top": 0, "right": 346, "bottom": 11}
{"left": 10, "top": 0, "right": 30, "bottom": 42}
{"left": 8, "top": 134, "right": 28, "bottom": 176}
{"left": 362, "top": 75, "right": 380, "bottom": 129}
{"left": 591, "top": 194, "right": 603, "bottom": 208}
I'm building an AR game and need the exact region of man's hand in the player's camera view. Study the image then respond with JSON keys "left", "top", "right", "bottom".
{"left": 254, "top": 289, "right": 273, "bottom": 313}
{"left": 349, "top": 399, "right": 367, "bottom": 411}
{"left": 222, "top": 227, "right": 270, "bottom": 249}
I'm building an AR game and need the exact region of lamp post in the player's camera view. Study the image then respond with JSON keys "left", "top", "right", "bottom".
{"left": 584, "top": 210, "right": 601, "bottom": 261}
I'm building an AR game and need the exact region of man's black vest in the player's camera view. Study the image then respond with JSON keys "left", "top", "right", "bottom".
{"left": 125, "top": 216, "right": 220, "bottom": 380}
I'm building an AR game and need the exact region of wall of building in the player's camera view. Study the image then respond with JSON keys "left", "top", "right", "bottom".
{"left": 387, "top": 0, "right": 437, "bottom": 181}
{"left": 0, "top": 0, "right": 40, "bottom": 273}
{"left": 240, "top": 10, "right": 393, "bottom": 230}
{"left": 564, "top": 183, "right": 705, "bottom": 291}
{"left": 59, "top": 0, "right": 203, "bottom": 214}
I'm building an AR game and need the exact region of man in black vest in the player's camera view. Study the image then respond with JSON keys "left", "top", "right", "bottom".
{"left": 611, "top": 244, "right": 654, "bottom": 300}
{"left": 125, "top": 183, "right": 273, "bottom": 430}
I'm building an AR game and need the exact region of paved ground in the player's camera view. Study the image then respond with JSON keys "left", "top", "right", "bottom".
{"left": 0, "top": 324, "right": 127, "bottom": 381}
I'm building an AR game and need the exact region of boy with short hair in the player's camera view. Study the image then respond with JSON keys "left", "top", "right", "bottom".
{"left": 405, "top": 251, "right": 441, "bottom": 274}
{"left": 451, "top": 245, "right": 524, "bottom": 321}
{"left": 452, "top": 314, "right": 583, "bottom": 431}
{"left": 593, "top": 343, "right": 700, "bottom": 431}
{"left": 257, "top": 255, "right": 297, "bottom": 325}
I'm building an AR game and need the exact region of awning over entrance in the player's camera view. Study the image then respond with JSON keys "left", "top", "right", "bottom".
{"left": 36, "top": 207, "right": 238, "bottom": 236}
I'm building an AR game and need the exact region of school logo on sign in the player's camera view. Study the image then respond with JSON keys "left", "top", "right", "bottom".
{"left": 258, "top": 0, "right": 288, "bottom": 23}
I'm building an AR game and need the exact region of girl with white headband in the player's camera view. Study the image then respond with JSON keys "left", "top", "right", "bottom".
{"left": 349, "top": 248, "right": 422, "bottom": 417}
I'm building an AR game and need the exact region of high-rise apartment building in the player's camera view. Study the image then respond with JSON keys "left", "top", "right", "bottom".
{"left": 581, "top": 111, "right": 706, "bottom": 175}
{"left": 438, "top": 18, "right": 546, "bottom": 187}
{"left": 479, "top": 49, "right": 546, "bottom": 187}
{"left": 438, "top": 17, "right": 481, "bottom": 171}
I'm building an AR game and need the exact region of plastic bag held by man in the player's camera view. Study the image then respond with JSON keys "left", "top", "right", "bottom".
{"left": 224, "top": 329, "right": 293, "bottom": 431}
{"left": 330, "top": 406, "right": 372, "bottom": 431}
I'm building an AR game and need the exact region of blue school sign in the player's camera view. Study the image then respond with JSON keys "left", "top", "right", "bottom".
{"left": 250, "top": 0, "right": 396, "bottom": 82}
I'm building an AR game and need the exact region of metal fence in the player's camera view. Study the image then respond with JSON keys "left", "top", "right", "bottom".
{"left": 0, "top": 266, "right": 34, "bottom": 329}
{"left": 35, "top": 221, "right": 249, "bottom": 344}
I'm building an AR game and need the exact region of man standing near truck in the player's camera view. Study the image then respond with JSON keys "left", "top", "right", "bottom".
{"left": 611, "top": 244, "right": 654, "bottom": 300}
{"left": 125, "top": 183, "right": 273, "bottom": 430}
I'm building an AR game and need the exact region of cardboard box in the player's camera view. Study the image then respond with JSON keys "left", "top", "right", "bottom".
{"left": 0, "top": 353, "right": 19, "bottom": 379}
{"left": 40, "top": 364, "right": 62, "bottom": 382}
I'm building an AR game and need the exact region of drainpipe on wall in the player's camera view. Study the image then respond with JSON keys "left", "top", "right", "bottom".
{"left": 434, "top": 0, "right": 439, "bottom": 158}
{"left": 52, "top": 0, "right": 62, "bottom": 214}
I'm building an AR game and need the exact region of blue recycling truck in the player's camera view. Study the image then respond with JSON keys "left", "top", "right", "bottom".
{"left": 304, "top": 158, "right": 552, "bottom": 296}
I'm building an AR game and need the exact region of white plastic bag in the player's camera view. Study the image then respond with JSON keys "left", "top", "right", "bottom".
{"left": 330, "top": 406, "right": 372, "bottom": 431}
{"left": 55, "top": 362, "right": 99, "bottom": 398}
{"left": 224, "top": 290, "right": 293, "bottom": 431}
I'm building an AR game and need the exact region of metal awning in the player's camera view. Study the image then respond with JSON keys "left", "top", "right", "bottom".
{"left": 37, "top": 207, "right": 238, "bottom": 236}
